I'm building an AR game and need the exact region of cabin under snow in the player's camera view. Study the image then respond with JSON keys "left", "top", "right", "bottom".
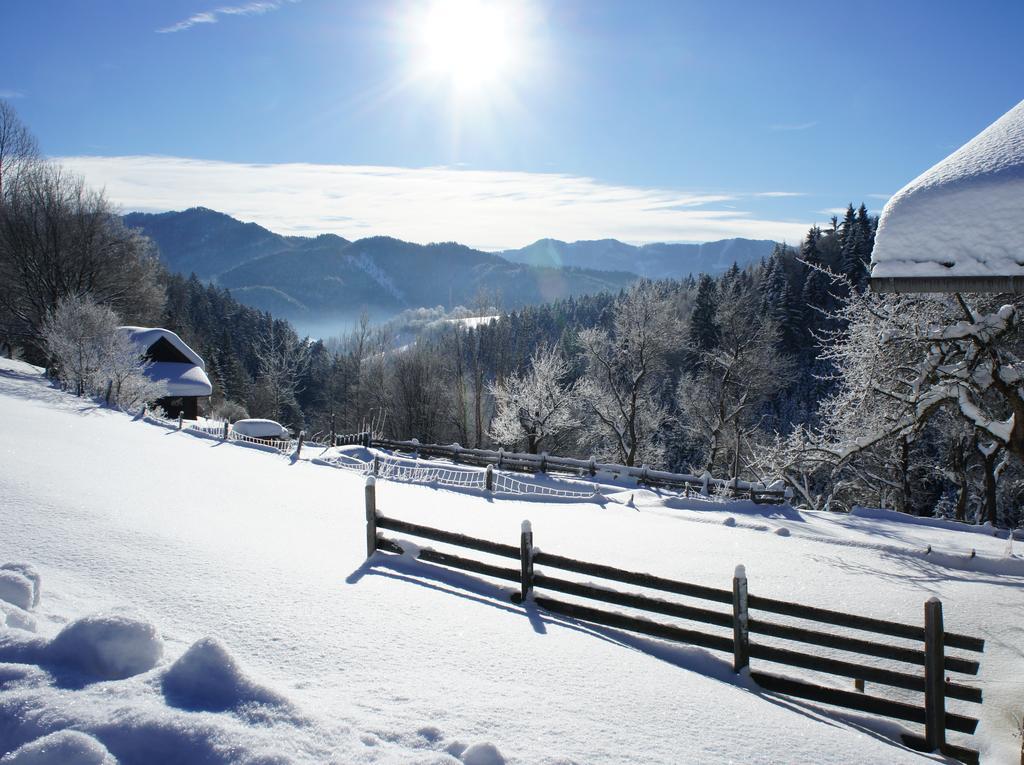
{"left": 120, "top": 326, "right": 212, "bottom": 419}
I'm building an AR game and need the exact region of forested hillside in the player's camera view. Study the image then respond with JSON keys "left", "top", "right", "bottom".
{"left": 499, "top": 236, "right": 776, "bottom": 279}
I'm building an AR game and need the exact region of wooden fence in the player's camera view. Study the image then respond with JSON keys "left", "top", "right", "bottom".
{"left": 371, "top": 437, "right": 788, "bottom": 504}
{"left": 361, "top": 479, "right": 985, "bottom": 764}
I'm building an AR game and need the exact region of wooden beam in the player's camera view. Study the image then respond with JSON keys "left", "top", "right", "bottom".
{"left": 871, "top": 274, "right": 1024, "bottom": 294}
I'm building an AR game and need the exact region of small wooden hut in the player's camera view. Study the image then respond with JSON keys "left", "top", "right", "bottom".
{"left": 120, "top": 327, "right": 213, "bottom": 420}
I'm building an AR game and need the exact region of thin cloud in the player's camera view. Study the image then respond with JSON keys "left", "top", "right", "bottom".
{"left": 769, "top": 121, "right": 817, "bottom": 132}
{"left": 0, "top": 90, "right": 25, "bottom": 99}
{"left": 57, "top": 155, "right": 811, "bottom": 250}
{"left": 752, "top": 191, "right": 805, "bottom": 198}
{"left": 158, "top": 1, "right": 298, "bottom": 33}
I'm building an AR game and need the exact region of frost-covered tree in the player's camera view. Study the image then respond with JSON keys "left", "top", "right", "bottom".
{"left": 489, "top": 345, "right": 578, "bottom": 454}
{"left": 576, "top": 282, "right": 681, "bottom": 466}
{"left": 0, "top": 162, "right": 164, "bottom": 359}
{"left": 678, "top": 285, "right": 794, "bottom": 476}
{"left": 252, "top": 321, "right": 309, "bottom": 423}
{"left": 761, "top": 280, "right": 1024, "bottom": 524}
{"left": 0, "top": 100, "right": 38, "bottom": 200}
{"left": 42, "top": 294, "right": 164, "bottom": 407}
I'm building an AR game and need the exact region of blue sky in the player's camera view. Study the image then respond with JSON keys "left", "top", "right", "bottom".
{"left": 3, "top": 0, "right": 1023, "bottom": 249}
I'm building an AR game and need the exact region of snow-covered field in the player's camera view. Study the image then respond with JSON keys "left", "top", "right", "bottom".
{"left": 1, "top": 357, "right": 1023, "bottom": 764}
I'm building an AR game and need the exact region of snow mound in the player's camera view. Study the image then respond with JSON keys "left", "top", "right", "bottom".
{"left": 461, "top": 742, "right": 506, "bottom": 765}
{"left": 48, "top": 614, "right": 163, "bottom": 680}
{"left": 0, "top": 570, "right": 34, "bottom": 611}
{"left": 722, "top": 516, "right": 737, "bottom": 527}
{"left": 0, "top": 730, "right": 118, "bottom": 765}
{"left": 774, "top": 527, "right": 791, "bottom": 537}
{"left": 162, "top": 636, "right": 287, "bottom": 712}
{"left": 0, "top": 564, "right": 41, "bottom": 608}
{"left": 0, "top": 601, "right": 37, "bottom": 632}
{"left": 232, "top": 419, "right": 288, "bottom": 439}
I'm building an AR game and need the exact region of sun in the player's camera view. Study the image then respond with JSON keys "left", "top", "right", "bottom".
{"left": 412, "top": 0, "right": 518, "bottom": 92}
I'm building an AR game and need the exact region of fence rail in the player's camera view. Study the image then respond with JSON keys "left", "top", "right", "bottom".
{"left": 361, "top": 479, "right": 984, "bottom": 764}
{"left": 371, "top": 437, "right": 787, "bottom": 504}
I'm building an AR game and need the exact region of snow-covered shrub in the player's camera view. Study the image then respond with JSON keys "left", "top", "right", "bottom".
{"left": 0, "top": 570, "right": 33, "bottom": 611}
{"left": 0, "top": 729, "right": 117, "bottom": 765}
{"left": 162, "top": 636, "right": 287, "bottom": 711}
{"left": 210, "top": 399, "right": 248, "bottom": 423}
{"left": 48, "top": 613, "right": 163, "bottom": 680}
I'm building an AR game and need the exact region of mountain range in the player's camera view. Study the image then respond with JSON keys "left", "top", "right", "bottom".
{"left": 124, "top": 207, "right": 776, "bottom": 335}
{"left": 498, "top": 237, "right": 776, "bottom": 280}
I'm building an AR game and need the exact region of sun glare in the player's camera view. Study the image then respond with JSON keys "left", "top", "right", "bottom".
{"left": 413, "top": 0, "right": 518, "bottom": 91}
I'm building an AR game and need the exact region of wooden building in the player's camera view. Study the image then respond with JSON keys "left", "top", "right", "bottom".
{"left": 120, "top": 327, "right": 213, "bottom": 420}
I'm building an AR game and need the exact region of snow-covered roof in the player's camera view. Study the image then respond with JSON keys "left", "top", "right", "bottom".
{"left": 120, "top": 327, "right": 207, "bottom": 369}
{"left": 870, "top": 99, "right": 1024, "bottom": 293}
{"left": 146, "top": 362, "right": 213, "bottom": 397}
{"left": 119, "top": 326, "right": 212, "bottom": 397}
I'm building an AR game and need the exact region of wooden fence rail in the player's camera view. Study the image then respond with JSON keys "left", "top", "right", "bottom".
{"left": 370, "top": 437, "right": 788, "bottom": 504}
{"left": 360, "top": 478, "right": 984, "bottom": 764}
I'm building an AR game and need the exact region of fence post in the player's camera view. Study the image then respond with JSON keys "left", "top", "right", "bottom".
{"left": 924, "top": 597, "right": 946, "bottom": 752}
{"left": 588, "top": 457, "right": 596, "bottom": 477}
{"left": 296, "top": 430, "right": 305, "bottom": 459}
{"left": 177, "top": 412, "right": 183, "bottom": 430}
{"left": 223, "top": 421, "right": 229, "bottom": 440}
{"left": 372, "top": 454, "right": 379, "bottom": 476}
{"left": 540, "top": 452, "right": 548, "bottom": 473}
{"left": 363, "top": 431, "right": 371, "bottom": 448}
{"left": 497, "top": 449, "right": 504, "bottom": 469}
{"left": 732, "top": 564, "right": 750, "bottom": 673}
{"left": 520, "top": 520, "right": 534, "bottom": 601}
{"left": 701, "top": 472, "right": 710, "bottom": 496}
{"left": 486, "top": 464, "right": 494, "bottom": 492}
{"left": 640, "top": 464, "right": 649, "bottom": 486}
{"left": 364, "top": 476, "right": 377, "bottom": 558}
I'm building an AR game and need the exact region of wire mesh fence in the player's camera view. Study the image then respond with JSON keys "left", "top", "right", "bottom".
{"left": 491, "top": 470, "right": 597, "bottom": 499}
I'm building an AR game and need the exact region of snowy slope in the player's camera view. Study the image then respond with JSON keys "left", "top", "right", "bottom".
{"left": 1, "top": 358, "right": 1022, "bottom": 764}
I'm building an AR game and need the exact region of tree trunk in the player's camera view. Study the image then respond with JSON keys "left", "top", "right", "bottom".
{"left": 898, "top": 436, "right": 911, "bottom": 515}
{"left": 982, "top": 448, "right": 999, "bottom": 526}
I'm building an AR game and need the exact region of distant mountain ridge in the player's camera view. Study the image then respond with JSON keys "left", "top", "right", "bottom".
{"left": 499, "top": 237, "right": 777, "bottom": 279}
{"left": 123, "top": 208, "right": 638, "bottom": 334}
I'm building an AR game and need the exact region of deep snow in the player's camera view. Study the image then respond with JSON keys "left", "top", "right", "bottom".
{"left": 1, "top": 358, "right": 1023, "bottom": 763}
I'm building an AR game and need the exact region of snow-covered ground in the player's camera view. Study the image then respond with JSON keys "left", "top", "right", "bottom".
{"left": 1, "top": 357, "right": 1023, "bottom": 764}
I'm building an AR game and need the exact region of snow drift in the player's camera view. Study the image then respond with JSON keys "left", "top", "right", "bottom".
{"left": 48, "top": 614, "right": 163, "bottom": 680}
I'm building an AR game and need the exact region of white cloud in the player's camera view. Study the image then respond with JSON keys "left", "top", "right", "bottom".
{"left": 751, "top": 191, "right": 805, "bottom": 198}
{"left": 158, "top": 1, "right": 298, "bottom": 33}
{"left": 57, "top": 154, "right": 812, "bottom": 250}
{"left": 768, "top": 121, "right": 817, "bottom": 132}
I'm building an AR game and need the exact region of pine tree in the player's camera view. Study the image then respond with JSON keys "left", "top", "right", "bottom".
{"left": 688, "top": 274, "right": 719, "bottom": 353}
